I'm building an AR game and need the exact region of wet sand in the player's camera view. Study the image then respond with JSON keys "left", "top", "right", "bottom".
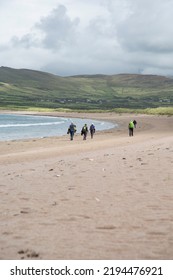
{"left": 0, "top": 112, "right": 173, "bottom": 260}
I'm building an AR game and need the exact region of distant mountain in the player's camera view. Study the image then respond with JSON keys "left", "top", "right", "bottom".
{"left": 0, "top": 66, "right": 173, "bottom": 110}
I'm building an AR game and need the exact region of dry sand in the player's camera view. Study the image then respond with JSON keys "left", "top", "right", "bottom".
{"left": 0, "top": 112, "right": 173, "bottom": 260}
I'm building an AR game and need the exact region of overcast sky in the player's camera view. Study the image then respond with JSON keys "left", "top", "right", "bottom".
{"left": 1, "top": 0, "right": 173, "bottom": 76}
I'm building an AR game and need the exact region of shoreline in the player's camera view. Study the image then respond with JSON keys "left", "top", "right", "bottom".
{"left": 0, "top": 111, "right": 173, "bottom": 259}
{"left": 0, "top": 111, "right": 117, "bottom": 142}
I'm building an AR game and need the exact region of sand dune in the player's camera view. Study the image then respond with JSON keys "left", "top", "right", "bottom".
{"left": 0, "top": 112, "right": 173, "bottom": 259}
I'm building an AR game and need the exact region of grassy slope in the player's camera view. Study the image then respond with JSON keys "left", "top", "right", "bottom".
{"left": 0, "top": 66, "right": 173, "bottom": 114}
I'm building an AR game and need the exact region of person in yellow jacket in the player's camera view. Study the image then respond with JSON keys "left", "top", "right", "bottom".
{"left": 128, "top": 120, "right": 134, "bottom": 136}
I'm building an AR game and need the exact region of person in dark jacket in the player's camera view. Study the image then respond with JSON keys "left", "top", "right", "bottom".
{"left": 89, "top": 123, "right": 95, "bottom": 139}
{"left": 133, "top": 119, "right": 137, "bottom": 128}
{"left": 81, "top": 124, "right": 88, "bottom": 140}
{"left": 67, "top": 123, "right": 76, "bottom": 140}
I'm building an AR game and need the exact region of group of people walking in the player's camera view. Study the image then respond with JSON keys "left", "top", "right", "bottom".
{"left": 67, "top": 119, "right": 137, "bottom": 140}
{"left": 67, "top": 123, "right": 95, "bottom": 141}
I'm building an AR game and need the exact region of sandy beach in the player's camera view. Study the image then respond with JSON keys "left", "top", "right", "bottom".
{"left": 0, "top": 111, "right": 173, "bottom": 260}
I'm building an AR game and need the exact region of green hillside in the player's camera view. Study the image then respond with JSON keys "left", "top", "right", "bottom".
{"left": 0, "top": 66, "right": 173, "bottom": 112}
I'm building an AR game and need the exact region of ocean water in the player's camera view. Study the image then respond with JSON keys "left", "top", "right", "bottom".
{"left": 0, "top": 114, "right": 117, "bottom": 141}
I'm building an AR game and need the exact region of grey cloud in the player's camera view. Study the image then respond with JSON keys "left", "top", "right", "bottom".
{"left": 11, "top": 34, "right": 38, "bottom": 48}
{"left": 86, "top": 17, "right": 115, "bottom": 39}
{"left": 116, "top": 0, "right": 173, "bottom": 54}
{"left": 1, "top": 0, "right": 173, "bottom": 76}
{"left": 35, "top": 5, "right": 80, "bottom": 50}
{"left": 5, "top": 4, "right": 80, "bottom": 51}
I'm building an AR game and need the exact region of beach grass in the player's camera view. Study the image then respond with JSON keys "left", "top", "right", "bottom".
{"left": 1, "top": 106, "right": 173, "bottom": 116}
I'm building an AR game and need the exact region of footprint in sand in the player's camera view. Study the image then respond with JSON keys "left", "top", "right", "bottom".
{"left": 137, "top": 157, "right": 142, "bottom": 161}
{"left": 96, "top": 225, "right": 117, "bottom": 230}
{"left": 52, "top": 201, "right": 57, "bottom": 206}
{"left": 68, "top": 186, "right": 75, "bottom": 190}
{"left": 2, "top": 231, "right": 13, "bottom": 235}
{"left": 19, "top": 197, "right": 30, "bottom": 201}
{"left": 18, "top": 249, "right": 39, "bottom": 259}
{"left": 20, "top": 207, "right": 31, "bottom": 214}
{"left": 20, "top": 210, "right": 29, "bottom": 214}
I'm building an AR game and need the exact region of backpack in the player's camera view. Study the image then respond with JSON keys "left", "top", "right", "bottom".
{"left": 90, "top": 124, "right": 95, "bottom": 130}
{"left": 69, "top": 124, "right": 76, "bottom": 132}
{"left": 129, "top": 121, "right": 134, "bottom": 129}
{"left": 81, "top": 125, "right": 87, "bottom": 135}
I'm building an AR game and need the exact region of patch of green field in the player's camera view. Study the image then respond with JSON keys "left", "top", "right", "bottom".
{"left": 0, "top": 67, "right": 173, "bottom": 114}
